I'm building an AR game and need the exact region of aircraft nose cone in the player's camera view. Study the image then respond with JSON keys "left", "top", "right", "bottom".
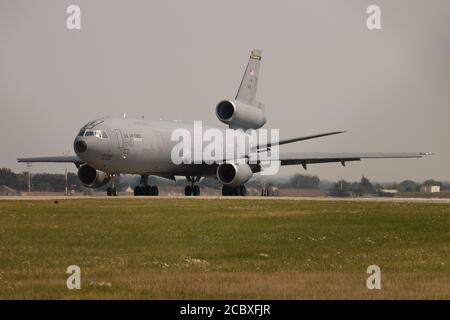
{"left": 74, "top": 140, "right": 87, "bottom": 153}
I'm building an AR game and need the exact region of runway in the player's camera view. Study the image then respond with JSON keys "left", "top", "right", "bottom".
{"left": 1, "top": 195, "right": 450, "bottom": 204}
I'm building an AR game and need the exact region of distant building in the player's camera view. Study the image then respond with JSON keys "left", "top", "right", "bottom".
{"left": 0, "top": 185, "right": 20, "bottom": 196}
{"left": 420, "top": 185, "right": 440, "bottom": 193}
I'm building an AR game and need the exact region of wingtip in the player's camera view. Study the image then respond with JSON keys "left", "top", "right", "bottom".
{"left": 330, "top": 130, "right": 346, "bottom": 135}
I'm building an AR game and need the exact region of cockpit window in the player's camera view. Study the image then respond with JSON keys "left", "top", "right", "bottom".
{"left": 80, "top": 130, "right": 109, "bottom": 139}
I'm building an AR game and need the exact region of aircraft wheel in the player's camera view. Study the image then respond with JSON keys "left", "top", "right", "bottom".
{"left": 106, "top": 187, "right": 113, "bottom": 196}
{"left": 185, "top": 185, "right": 192, "bottom": 196}
{"left": 143, "top": 186, "right": 151, "bottom": 196}
{"left": 222, "top": 186, "right": 234, "bottom": 196}
{"left": 239, "top": 185, "right": 247, "bottom": 196}
{"left": 112, "top": 187, "right": 117, "bottom": 196}
{"left": 134, "top": 186, "right": 143, "bottom": 196}
{"left": 151, "top": 186, "right": 159, "bottom": 196}
{"left": 192, "top": 185, "right": 200, "bottom": 196}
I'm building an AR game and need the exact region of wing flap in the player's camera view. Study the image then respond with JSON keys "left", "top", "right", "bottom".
{"left": 279, "top": 152, "right": 428, "bottom": 166}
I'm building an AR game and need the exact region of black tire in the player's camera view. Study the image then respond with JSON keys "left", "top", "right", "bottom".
{"left": 106, "top": 187, "right": 113, "bottom": 196}
{"left": 192, "top": 185, "right": 200, "bottom": 196}
{"left": 112, "top": 187, "right": 117, "bottom": 196}
{"left": 151, "top": 186, "right": 159, "bottom": 196}
{"left": 142, "top": 186, "right": 151, "bottom": 196}
{"left": 239, "top": 185, "right": 247, "bottom": 196}
{"left": 185, "top": 185, "right": 192, "bottom": 196}
{"left": 134, "top": 186, "right": 143, "bottom": 196}
{"left": 222, "top": 185, "right": 233, "bottom": 196}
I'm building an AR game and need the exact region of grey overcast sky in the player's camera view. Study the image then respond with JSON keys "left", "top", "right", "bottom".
{"left": 0, "top": 0, "right": 449, "bottom": 182}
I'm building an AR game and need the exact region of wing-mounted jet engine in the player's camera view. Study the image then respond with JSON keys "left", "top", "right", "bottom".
{"left": 216, "top": 163, "right": 253, "bottom": 196}
{"left": 216, "top": 163, "right": 253, "bottom": 187}
{"left": 77, "top": 164, "right": 110, "bottom": 188}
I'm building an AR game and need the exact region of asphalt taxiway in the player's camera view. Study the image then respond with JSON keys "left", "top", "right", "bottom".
{"left": 1, "top": 196, "right": 450, "bottom": 204}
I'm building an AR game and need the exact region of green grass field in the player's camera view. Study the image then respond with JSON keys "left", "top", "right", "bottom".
{"left": 0, "top": 198, "right": 449, "bottom": 299}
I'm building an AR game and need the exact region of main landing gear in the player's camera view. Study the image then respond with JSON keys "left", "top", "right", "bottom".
{"left": 106, "top": 174, "right": 118, "bottom": 196}
{"left": 134, "top": 185, "right": 159, "bottom": 196}
{"left": 185, "top": 176, "right": 201, "bottom": 196}
{"left": 134, "top": 174, "right": 159, "bottom": 196}
{"left": 222, "top": 185, "right": 247, "bottom": 196}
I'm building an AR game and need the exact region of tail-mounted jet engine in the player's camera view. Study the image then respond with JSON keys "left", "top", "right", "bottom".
{"left": 216, "top": 163, "right": 253, "bottom": 187}
{"left": 216, "top": 100, "right": 266, "bottom": 130}
{"left": 77, "top": 165, "right": 110, "bottom": 188}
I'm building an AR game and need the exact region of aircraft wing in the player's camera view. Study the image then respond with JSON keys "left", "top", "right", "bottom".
{"left": 255, "top": 131, "right": 345, "bottom": 150}
{"left": 277, "top": 152, "right": 430, "bottom": 168}
{"left": 17, "top": 156, "right": 84, "bottom": 166}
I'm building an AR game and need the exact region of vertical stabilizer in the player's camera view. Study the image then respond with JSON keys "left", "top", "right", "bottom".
{"left": 236, "top": 49, "right": 262, "bottom": 104}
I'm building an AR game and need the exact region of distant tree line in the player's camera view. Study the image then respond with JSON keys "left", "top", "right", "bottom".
{"left": 329, "top": 176, "right": 377, "bottom": 197}
{"left": 0, "top": 168, "right": 81, "bottom": 192}
{"left": 329, "top": 176, "right": 449, "bottom": 197}
{"left": 1, "top": 167, "right": 448, "bottom": 194}
{"left": 389, "top": 179, "right": 447, "bottom": 193}
{"left": 0, "top": 168, "right": 322, "bottom": 192}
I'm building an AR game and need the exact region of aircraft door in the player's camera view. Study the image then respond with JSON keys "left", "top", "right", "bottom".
{"left": 115, "top": 129, "right": 129, "bottom": 159}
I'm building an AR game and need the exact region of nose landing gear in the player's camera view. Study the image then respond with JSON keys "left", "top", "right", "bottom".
{"left": 185, "top": 176, "right": 201, "bottom": 196}
{"left": 106, "top": 187, "right": 117, "bottom": 196}
{"left": 106, "top": 174, "right": 118, "bottom": 196}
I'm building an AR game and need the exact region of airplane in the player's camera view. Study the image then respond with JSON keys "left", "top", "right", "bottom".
{"left": 18, "top": 49, "right": 430, "bottom": 197}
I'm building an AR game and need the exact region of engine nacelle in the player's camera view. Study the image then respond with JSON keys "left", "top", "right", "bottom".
{"left": 216, "top": 100, "right": 266, "bottom": 130}
{"left": 77, "top": 165, "right": 110, "bottom": 188}
{"left": 216, "top": 163, "right": 253, "bottom": 187}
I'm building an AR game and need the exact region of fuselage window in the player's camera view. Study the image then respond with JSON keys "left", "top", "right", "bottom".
{"left": 78, "top": 130, "right": 85, "bottom": 137}
{"left": 101, "top": 131, "right": 109, "bottom": 139}
{"left": 84, "top": 131, "right": 94, "bottom": 137}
